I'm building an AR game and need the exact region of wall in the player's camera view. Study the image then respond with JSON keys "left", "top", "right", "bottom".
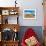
{"left": 18, "top": 0, "right": 44, "bottom": 26}
{"left": 0, "top": 0, "right": 44, "bottom": 26}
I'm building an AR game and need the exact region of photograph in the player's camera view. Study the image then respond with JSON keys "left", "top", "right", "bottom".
{"left": 23, "top": 9, "right": 36, "bottom": 19}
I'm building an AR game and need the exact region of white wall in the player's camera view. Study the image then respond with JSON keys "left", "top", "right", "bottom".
{"left": 18, "top": 0, "right": 44, "bottom": 26}
{"left": 0, "top": 0, "right": 15, "bottom": 7}
{"left": 0, "top": 0, "right": 44, "bottom": 26}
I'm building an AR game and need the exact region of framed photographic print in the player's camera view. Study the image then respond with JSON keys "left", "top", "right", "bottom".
{"left": 23, "top": 9, "right": 36, "bottom": 19}
{"left": 2, "top": 10, "right": 9, "bottom": 15}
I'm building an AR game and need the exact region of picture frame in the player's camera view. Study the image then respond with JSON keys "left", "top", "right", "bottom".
{"left": 23, "top": 9, "right": 36, "bottom": 19}
{"left": 2, "top": 10, "right": 9, "bottom": 15}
